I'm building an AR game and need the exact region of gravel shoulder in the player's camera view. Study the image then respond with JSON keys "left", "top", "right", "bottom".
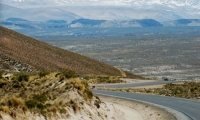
{"left": 98, "top": 95, "right": 177, "bottom": 120}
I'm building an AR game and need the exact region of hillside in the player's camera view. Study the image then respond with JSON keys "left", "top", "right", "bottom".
{"left": 0, "top": 26, "right": 144, "bottom": 79}
{"left": 0, "top": 26, "right": 117, "bottom": 75}
{"left": 0, "top": 71, "right": 133, "bottom": 120}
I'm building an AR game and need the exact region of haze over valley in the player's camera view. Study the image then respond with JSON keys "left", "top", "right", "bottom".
{"left": 41, "top": 29, "right": 200, "bottom": 81}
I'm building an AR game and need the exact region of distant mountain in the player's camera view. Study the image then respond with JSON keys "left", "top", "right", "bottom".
{"left": 70, "top": 19, "right": 106, "bottom": 27}
{"left": 1, "top": 18, "right": 34, "bottom": 29}
{"left": 136, "top": 19, "right": 163, "bottom": 27}
{"left": 1, "top": 18, "right": 164, "bottom": 28}
{"left": 47, "top": 20, "right": 67, "bottom": 24}
{"left": 1, "top": 0, "right": 200, "bottom": 22}
{"left": 6, "top": 18, "right": 28, "bottom": 22}
{"left": 163, "top": 19, "right": 200, "bottom": 26}
{"left": 69, "top": 19, "right": 163, "bottom": 27}
{"left": 0, "top": 3, "right": 81, "bottom": 21}
{"left": 3, "top": 18, "right": 200, "bottom": 29}
{"left": 0, "top": 26, "right": 144, "bottom": 79}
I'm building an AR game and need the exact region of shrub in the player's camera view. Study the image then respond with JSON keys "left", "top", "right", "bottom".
{"left": 25, "top": 100, "right": 37, "bottom": 109}
{"left": 84, "top": 89, "right": 93, "bottom": 99}
{"left": 0, "top": 70, "right": 4, "bottom": 79}
{"left": 62, "top": 70, "right": 78, "bottom": 79}
{"left": 25, "top": 94, "right": 48, "bottom": 110}
{"left": 39, "top": 71, "right": 50, "bottom": 78}
{"left": 7, "top": 97, "right": 26, "bottom": 109}
{"left": 37, "top": 103, "right": 46, "bottom": 110}
{"left": 0, "top": 106, "right": 9, "bottom": 113}
{"left": 59, "top": 108, "right": 67, "bottom": 114}
{"left": 55, "top": 73, "right": 62, "bottom": 77}
{"left": 94, "top": 100, "right": 100, "bottom": 109}
{"left": 15, "top": 73, "right": 30, "bottom": 82}
{"left": 0, "top": 79, "right": 6, "bottom": 88}
{"left": 48, "top": 106, "right": 57, "bottom": 113}
{"left": 33, "top": 94, "right": 48, "bottom": 103}
{"left": 72, "top": 102, "right": 78, "bottom": 112}
{"left": 12, "top": 82, "right": 21, "bottom": 88}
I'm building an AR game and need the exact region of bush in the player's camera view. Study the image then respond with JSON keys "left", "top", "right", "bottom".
{"left": 37, "top": 103, "right": 46, "bottom": 110}
{"left": 94, "top": 100, "right": 100, "bottom": 109}
{"left": 59, "top": 108, "right": 67, "bottom": 114}
{"left": 26, "top": 94, "right": 48, "bottom": 110}
{"left": 62, "top": 70, "right": 78, "bottom": 79}
{"left": 39, "top": 71, "right": 50, "bottom": 78}
{"left": 72, "top": 102, "right": 78, "bottom": 112}
{"left": 25, "top": 100, "right": 37, "bottom": 109}
{"left": 0, "top": 106, "right": 9, "bottom": 113}
{"left": 84, "top": 89, "right": 93, "bottom": 99}
{"left": 7, "top": 97, "right": 26, "bottom": 109}
{"left": 0, "top": 70, "right": 4, "bottom": 79}
{"left": 0, "top": 79, "right": 6, "bottom": 88}
{"left": 12, "top": 82, "right": 21, "bottom": 88}
{"left": 33, "top": 94, "right": 48, "bottom": 103}
{"left": 15, "top": 73, "right": 30, "bottom": 82}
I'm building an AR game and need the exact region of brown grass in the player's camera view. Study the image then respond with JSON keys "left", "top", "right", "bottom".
{"left": 87, "top": 75, "right": 125, "bottom": 84}
{"left": 7, "top": 97, "right": 26, "bottom": 109}
{"left": 0, "top": 106, "right": 9, "bottom": 113}
{"left": 0, "top": 71, "right": 93, "bottom": 116}
{"left": 103, "top": 81, "right": 200, "bottom": 100}
{"left": 0, "top": 26, "right": 144, "bottom": 79}
{"left": 0, "top": 26, "right": 121, "bottom": 76}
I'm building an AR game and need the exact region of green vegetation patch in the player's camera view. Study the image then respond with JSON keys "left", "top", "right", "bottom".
{"left": 39, "top": 71, "right": 50, "bottom": 78}
{"left": 12, "top": 73, "right": 30, "bottom": 82}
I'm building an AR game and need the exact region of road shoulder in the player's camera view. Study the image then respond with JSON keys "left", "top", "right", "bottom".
{"left": 98, "top": 95, "right": 177, "bottom": 120}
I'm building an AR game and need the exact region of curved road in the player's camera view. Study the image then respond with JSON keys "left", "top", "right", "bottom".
{"left": 93, "top": 90, "right": 200, "bottom": 120}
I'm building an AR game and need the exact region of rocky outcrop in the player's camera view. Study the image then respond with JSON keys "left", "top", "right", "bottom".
{"left": 0, "top": 54, "right": 35, "bottom": 72}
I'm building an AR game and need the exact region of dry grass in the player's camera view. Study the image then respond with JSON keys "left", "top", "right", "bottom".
{"left": 102, "top": 81, "right": 200, "bottom": 100}
{"left": 7, "top": 97, "right": 27, "bottom": 109}
{"left": 0, "top": 106, "right": 9, "bottom": 113}
{"left": 0, "top": 71, "right": 94, "bottom": 118}
{"left": 86, "top": 75, "right": 125, "bottom": 84}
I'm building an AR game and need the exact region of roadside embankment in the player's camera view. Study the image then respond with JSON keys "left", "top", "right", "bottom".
{"left": 98, "top": 95, "right": 177, "bottom": 120}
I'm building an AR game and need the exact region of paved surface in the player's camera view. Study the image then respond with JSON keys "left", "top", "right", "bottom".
{"left": 95, "top": 80, "right": 180, "bottom": 88}
{"left": 93, "top": 90, "right": 200, "bottom": 120}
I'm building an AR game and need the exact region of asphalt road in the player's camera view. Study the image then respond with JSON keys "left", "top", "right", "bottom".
{"left": 93, "top": 90, "right": 200, "bottom": 120}
{"left": 95, "top": 80, "right": 180, "bottom": 88}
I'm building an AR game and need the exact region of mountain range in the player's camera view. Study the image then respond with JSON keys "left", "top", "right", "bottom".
{"left": 1, "top": 0, "right": 200, "bottom": 22}
{"left": 1, "top": 17, "right": 200, "bottom": 30}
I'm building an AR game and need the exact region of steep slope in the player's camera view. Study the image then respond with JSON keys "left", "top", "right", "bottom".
{"left": 0, "top": 72, "right": 132, "bottom": 120}
{"left": 0, "top": 26, "right": 123, "bottom": 76}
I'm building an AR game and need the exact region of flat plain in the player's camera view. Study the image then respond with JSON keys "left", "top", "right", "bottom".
{"left": 39, "top": 27, "right": 200, "bottom": 80}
